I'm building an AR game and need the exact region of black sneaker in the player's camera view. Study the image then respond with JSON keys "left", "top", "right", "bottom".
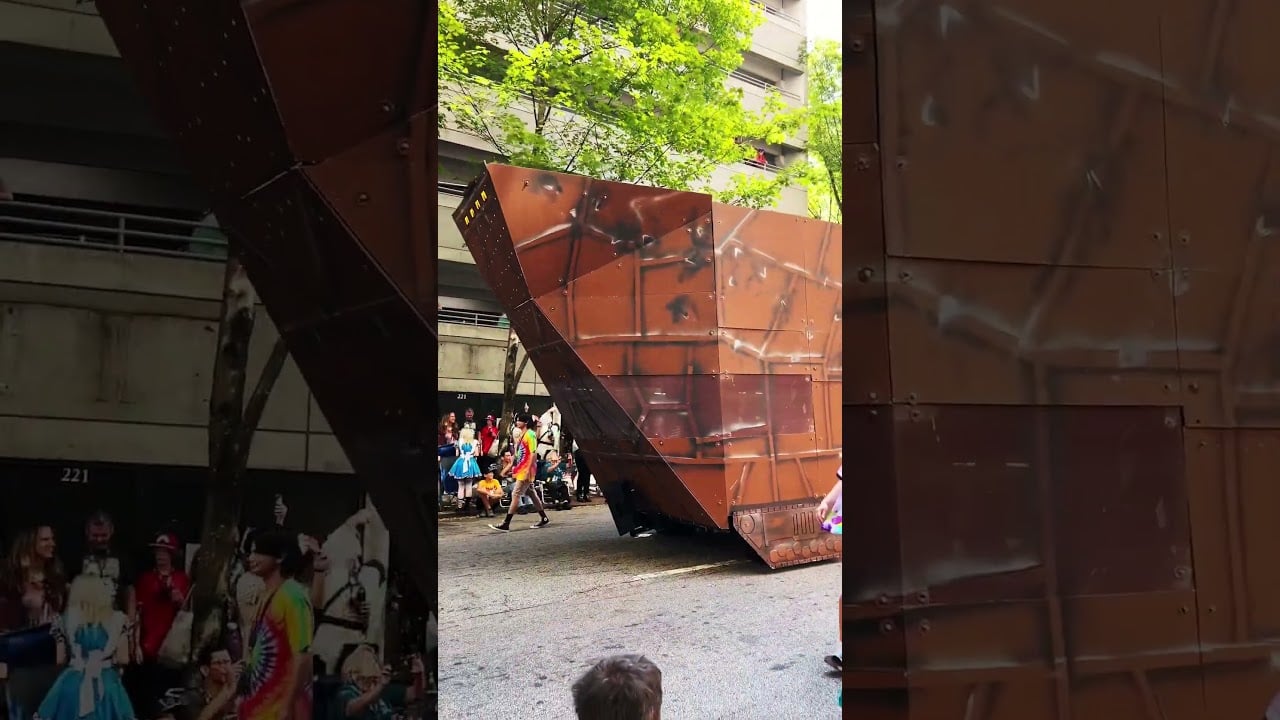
{"left": 532, "top": 517, "right": 550, "bottom": 529}
{"left": 824, "top": 655, "right": 841, "bottom": 671}
{"left": 488, "top": 523, "right": 510, "bottom": 532}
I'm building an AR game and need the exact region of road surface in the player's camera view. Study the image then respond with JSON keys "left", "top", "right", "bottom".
{"left": 437, "top": 503, "right": 841, "bottom": 719}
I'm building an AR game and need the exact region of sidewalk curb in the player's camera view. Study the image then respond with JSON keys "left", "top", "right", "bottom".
{"left": 437, "top": 499, "right": 605, "bottom": 521}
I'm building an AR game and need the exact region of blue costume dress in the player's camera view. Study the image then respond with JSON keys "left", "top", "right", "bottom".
{"left": 449, "top": 441, "right": 481, "bottom": 479}
{"left": 34, "top": 612, "right": 135, "bottom": 720}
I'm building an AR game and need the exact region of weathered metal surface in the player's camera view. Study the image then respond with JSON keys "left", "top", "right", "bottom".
{"left": 454, "top": 165, "right": 842, "bottom": 568}
{"left": 845, "top": 406, "right": 1199, "bottom": 717}
{"left": 885, "top": 259, "right": 1181, "bottom": 406}
{"left": 92, "top": 0, "right": 437, "bottom": 599}
{"left": 849, "top": 0, "right": 1280, "bottom": 715}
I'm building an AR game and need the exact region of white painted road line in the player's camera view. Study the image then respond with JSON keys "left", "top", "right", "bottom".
{"left": 626, "top": 559, "right": 744, "bottom": 583}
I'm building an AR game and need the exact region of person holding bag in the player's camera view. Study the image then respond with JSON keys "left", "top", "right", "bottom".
{"left": 480, "top": 416, "right": 500, "bottom": 465}
{"left": 136, "top": 533, "right": 191, "bottom": 713}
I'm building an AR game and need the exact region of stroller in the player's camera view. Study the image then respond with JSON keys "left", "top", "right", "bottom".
{"left": 544, "top": 476, "right": 572, "bottom": 510}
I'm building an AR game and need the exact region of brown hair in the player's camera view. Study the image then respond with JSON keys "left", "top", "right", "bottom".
{"left": 7, "top": 526, "right": 67, "bottom": 614}
{"left": 571, "top": 654, "right": 662, "bottom": 720}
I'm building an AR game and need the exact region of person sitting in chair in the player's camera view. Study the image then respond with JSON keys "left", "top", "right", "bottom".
{"left": 543, "top": 451, "right": 572, "bottom": 510}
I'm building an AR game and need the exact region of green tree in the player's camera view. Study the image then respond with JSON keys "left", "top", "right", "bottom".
{"left": 438, "top": 0, "right": 801, "bottom": 207}
{"left": 800, "top": 39, "right": 841, "bottom": 222}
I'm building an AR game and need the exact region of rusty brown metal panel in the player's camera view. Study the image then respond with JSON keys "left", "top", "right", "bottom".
{"left": 892, "top": 405, "right": 1045, "bottom": 606}
{"left": 842, "top": 405, "right": 900, "bottom": 604}
{"left": 241, "top": 0, "right": 431, "bottom": 164}
{"left": 1049, "top": 407, "right": 1191, "bottom": 596}
{"left": 303, "top": 114, "right": 436, "bottom": 322}
{"left": 845, "top": 14, "right": 880, "bottom": 144}
{"left": 481, "top": 165, "right": 713, "bottom": 302}
{"left": 859, "top": 0, "right": 1280, "bottom": 716}
{"left": 847, "top": 403, "right": 1205, "bottom": 717}
{"left": 885, "top": 259, "right": 1180, "bottom": 405}
{"left": 1175, "top": 266, "right": 1280, "bottom": 428}
{"left": 844, "top": 143, "right": 892, "bottom": 405}
{"left": 1184, "top": 428, "right": 1280, "bottom": 716}
{"left": 96, "top": 1, "right": 290, "bottom": 197}
{"left": 93, "top": 0, "right": 439, "bottom": 601}
{"left": 456, "top": 165, "right": 841, "bottom": 568}
{"left": 843, "top": 403, "right": 903, "bottom": 702}
{"left": 1161, "top": 26, "right": 1280, "bottom": 429}
{"left": 875, "top": 0, "right": 1170, "bottom": 269}
{"left": 216, "top": 176, "right": 399, "bottom": 329}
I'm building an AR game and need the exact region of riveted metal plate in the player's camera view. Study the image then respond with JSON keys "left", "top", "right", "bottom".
{"left": 243, "top": 0, "right": 431, "bottom": 163}
{"left": 456, "top": 165, "right": 841, "bottom": 568}
{"left": 885, "top": 259, "right": 1180, "bottom": 406}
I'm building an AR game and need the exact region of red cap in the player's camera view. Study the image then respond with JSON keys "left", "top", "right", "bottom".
{"left": 150, "top": 533, "right": 180, "bottom": 552}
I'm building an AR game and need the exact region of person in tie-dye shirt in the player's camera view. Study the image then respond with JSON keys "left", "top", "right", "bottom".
{"left": 238, "top": 529, "right": 314, "bottom": 720}
{"left": 489, "top": 413, "right": 551, "bottom": 532}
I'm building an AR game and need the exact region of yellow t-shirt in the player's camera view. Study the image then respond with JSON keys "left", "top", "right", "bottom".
{"left": 478, "top": 478, "right": 503, "bottom": 497}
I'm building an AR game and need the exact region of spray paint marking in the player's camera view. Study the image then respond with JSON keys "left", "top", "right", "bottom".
{"left": 627, "top": 559, "right": 744, "bottom": 582}
{"left": 1021, "top": 65, "right": 1041, "bottom": 100}
{"left": 939, "top": 5, "right": 964, "bottom": 36}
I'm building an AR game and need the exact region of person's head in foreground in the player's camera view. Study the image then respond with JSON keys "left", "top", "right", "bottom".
{"left": 572, "top": 654, "right": 662, "bottom": 720}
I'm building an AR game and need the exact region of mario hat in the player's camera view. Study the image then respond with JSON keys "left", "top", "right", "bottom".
{"left": 150, "top": 532, "right": 180, "bottom": 552}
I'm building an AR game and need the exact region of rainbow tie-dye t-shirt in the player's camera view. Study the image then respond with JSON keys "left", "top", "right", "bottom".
{"left": 239, "top": 578, "right": 315, "bottom": 720}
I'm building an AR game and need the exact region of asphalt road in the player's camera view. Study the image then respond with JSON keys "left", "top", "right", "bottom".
{"left": 437, "top": 502, "right": 841, "bottom": 720}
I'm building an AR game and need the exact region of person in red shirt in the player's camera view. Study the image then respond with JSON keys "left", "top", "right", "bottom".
{"left": 136, "top": 532, "right": 191, "bottom": 712}
{"left": 480, "top": 415, "right": 500, "bottom": 468}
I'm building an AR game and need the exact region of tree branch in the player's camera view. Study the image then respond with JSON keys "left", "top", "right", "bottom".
{"left": 208, "top": 255, "right": 255, "bottom": 465}
{"left": 563, "top": 120, "right": 600, "bottom": 173}
{"left": 825, "top": 165, "right": 842, "bottom": 210}
{"left": 514, "top": 350, "right": 532, "bottom": 385}
{"left": 235, "top": 334, "right": 290, "bottom": 463}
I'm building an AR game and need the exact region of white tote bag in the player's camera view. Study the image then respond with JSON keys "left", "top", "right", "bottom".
{"left": 157, "top": 593, "right": 194, "bottom": 668}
